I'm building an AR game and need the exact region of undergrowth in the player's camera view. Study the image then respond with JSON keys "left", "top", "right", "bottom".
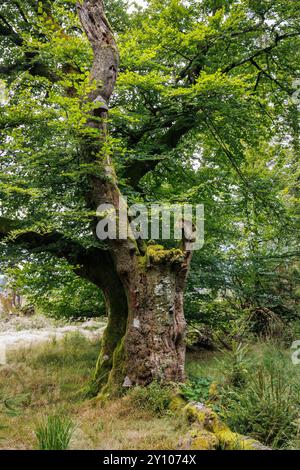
{"left": 185, "top": 342, "right": 300, "bottom": 449}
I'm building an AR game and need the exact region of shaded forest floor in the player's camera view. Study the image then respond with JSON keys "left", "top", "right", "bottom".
{"left": 0, "top": 333, "right": 300, "bottom": 450}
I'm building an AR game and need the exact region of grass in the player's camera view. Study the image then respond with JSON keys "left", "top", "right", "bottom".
{"left": 186, "top": 341, "right": 300, "bottom": 449}
{"left": 129, "top": 382, "right": 174, "bottom": 416}
{"left": 0, "top": 333, "right": 187, "bottom": 450}
{"left": 1, "top": 333, "right": 299, "bottom": 450}
{"left": 35, "top": 414, "right": 75, "bottom": 450}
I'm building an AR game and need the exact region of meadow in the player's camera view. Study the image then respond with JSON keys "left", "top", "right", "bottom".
{"left": 1, "top": 333, "right": 299, "bottom": 450}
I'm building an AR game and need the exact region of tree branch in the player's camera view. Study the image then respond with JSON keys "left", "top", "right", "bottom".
{"left": 250, "top": 58, "right": 292, "bottom": 95}
{"left": 222, "top": 32, "right": 300, "bottom": 74}
{"left": 0, "top": 54, "right": 59, "bottom": 82}
{"left": 77, "top": 0, "right": 119, "bottom": 104}
{"left": 123, "top": 112, "right": 198, "bottom": 188}
{"left": 0, "top": 216, "right": 111, "bottom": 287}
{"left": 0, "top": 12, "right": 23, "bottom": 46}
{"left": 0, "top": 217, "right": 84, "bottom": 263}
{"left": 12, "top": 0, "right": 29, "bottom": 24}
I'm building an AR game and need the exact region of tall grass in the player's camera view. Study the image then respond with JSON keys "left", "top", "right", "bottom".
{"left": 186, "top": 342, "right": 300, "bottom": 448}
{"left": 35, "top": 414, "right": 75, "bottom": 450}
{"left": 129, "top": 382, "right": 173, "bottom": 416}
{"left": 221, "top": 366, "right": 298, "bottom": 447}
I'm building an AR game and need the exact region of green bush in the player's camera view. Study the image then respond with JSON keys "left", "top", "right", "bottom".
{"left": 181, "top": 376, "right": 212, "bottom": 402}
{"left": 186, "top": 343, "right": 300, "bottom": 448}
{"left": 35, "top": 414, "right": 75, "bottom": 450}
{"left": 221, "top": 366, "right": 298, "bottom": 448}
{"left": 215, "top": 347, "right": 300, "bottom": 448}
{"left": 129, "top": 382, "right": 172, "bottom": 416}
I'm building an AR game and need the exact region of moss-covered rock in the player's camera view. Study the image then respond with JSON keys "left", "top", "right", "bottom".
{"left": 172, "top": 398, "right": 270, "bottom": 451}
{"left": 181, "top": 429, "right": 219, "bottom": 450}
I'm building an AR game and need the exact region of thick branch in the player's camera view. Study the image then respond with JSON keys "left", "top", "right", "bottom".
{"left": 0, "top": 217, "right": 112, "bottom": 287}
{"left": 0, "top": 217, "right": 87, "bottom": 268}
{"left": 124, "top": 157, "right": 165, "bottom": 188}
{"left": 0, "top": 6, "right": 66, "bottom": 82}
{"left": 123, "top": 113, "right": 198, "bottom": 188}
{"left": 0, "top": 12, "right": 23, "bottom": 46}
{"left": 0, "top": 54, "right": 59, "bottom": 82}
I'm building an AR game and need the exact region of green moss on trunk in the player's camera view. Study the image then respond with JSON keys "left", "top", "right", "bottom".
{"left": 85, "top": 279, "right": 128, "bottom": 398}
{"left": 98, "top": 336, "right": 127, "bottom": 400}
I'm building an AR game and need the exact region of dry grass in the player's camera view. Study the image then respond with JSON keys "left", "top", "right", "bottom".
{"left": 0, "top": 333, "right": 187, "bottom": 450}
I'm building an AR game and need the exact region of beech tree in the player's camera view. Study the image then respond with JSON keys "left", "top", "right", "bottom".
{"left": 0, "top": 0, "right": 299, "bottom": 396}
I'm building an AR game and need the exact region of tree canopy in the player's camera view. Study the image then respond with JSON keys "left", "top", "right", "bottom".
{"left": 0, "top": 0, "right": 299, "bottom": 359}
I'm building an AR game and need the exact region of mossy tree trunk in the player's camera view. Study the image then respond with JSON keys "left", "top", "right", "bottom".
{"left": 93, "top": 251, "right": 191, "bottom": 397}
{"left": 77, "top": 1, "right": 193, "bottom": 397}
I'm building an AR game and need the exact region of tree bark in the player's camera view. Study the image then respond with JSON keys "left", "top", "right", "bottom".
{"left": 123, "top": 259, "right": 190, "bottom": 387}
{"left": 91, "top": 251, "right": 191, "bottom": 397}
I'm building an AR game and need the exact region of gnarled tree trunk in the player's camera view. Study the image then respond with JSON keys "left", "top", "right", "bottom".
{"left": 124, "top": 261, "right": 189, "bottom": 387}
{"left": 78, "top": 0, "right": 192, "bottom": 397}
{"left": 92, "top": 252, "right": 191, "bottom": 397}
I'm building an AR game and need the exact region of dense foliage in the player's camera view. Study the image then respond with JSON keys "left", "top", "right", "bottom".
{"left": 6, "top": 257, "right": 105, "bottom": 319}
{"left": 0, "top": 0, "right": 299, "bottom": 324}
{"left": 186, "top": 343, "right": 300, "bottom": 448}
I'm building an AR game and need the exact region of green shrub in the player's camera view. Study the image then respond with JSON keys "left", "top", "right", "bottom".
{"left": 129, "top": 382, "right": 172, "bottom": 416}
{"left": 220, "top": 365, "right": 299, "bottom": 448}
{"left": 181, "top": 376, "right": 212, "bottom": 402}
{"left": 186, "top": 343, "right": 300, "bottom": 448}
{"left": 35, "top": 414, "right": 75, "bottom": 450}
